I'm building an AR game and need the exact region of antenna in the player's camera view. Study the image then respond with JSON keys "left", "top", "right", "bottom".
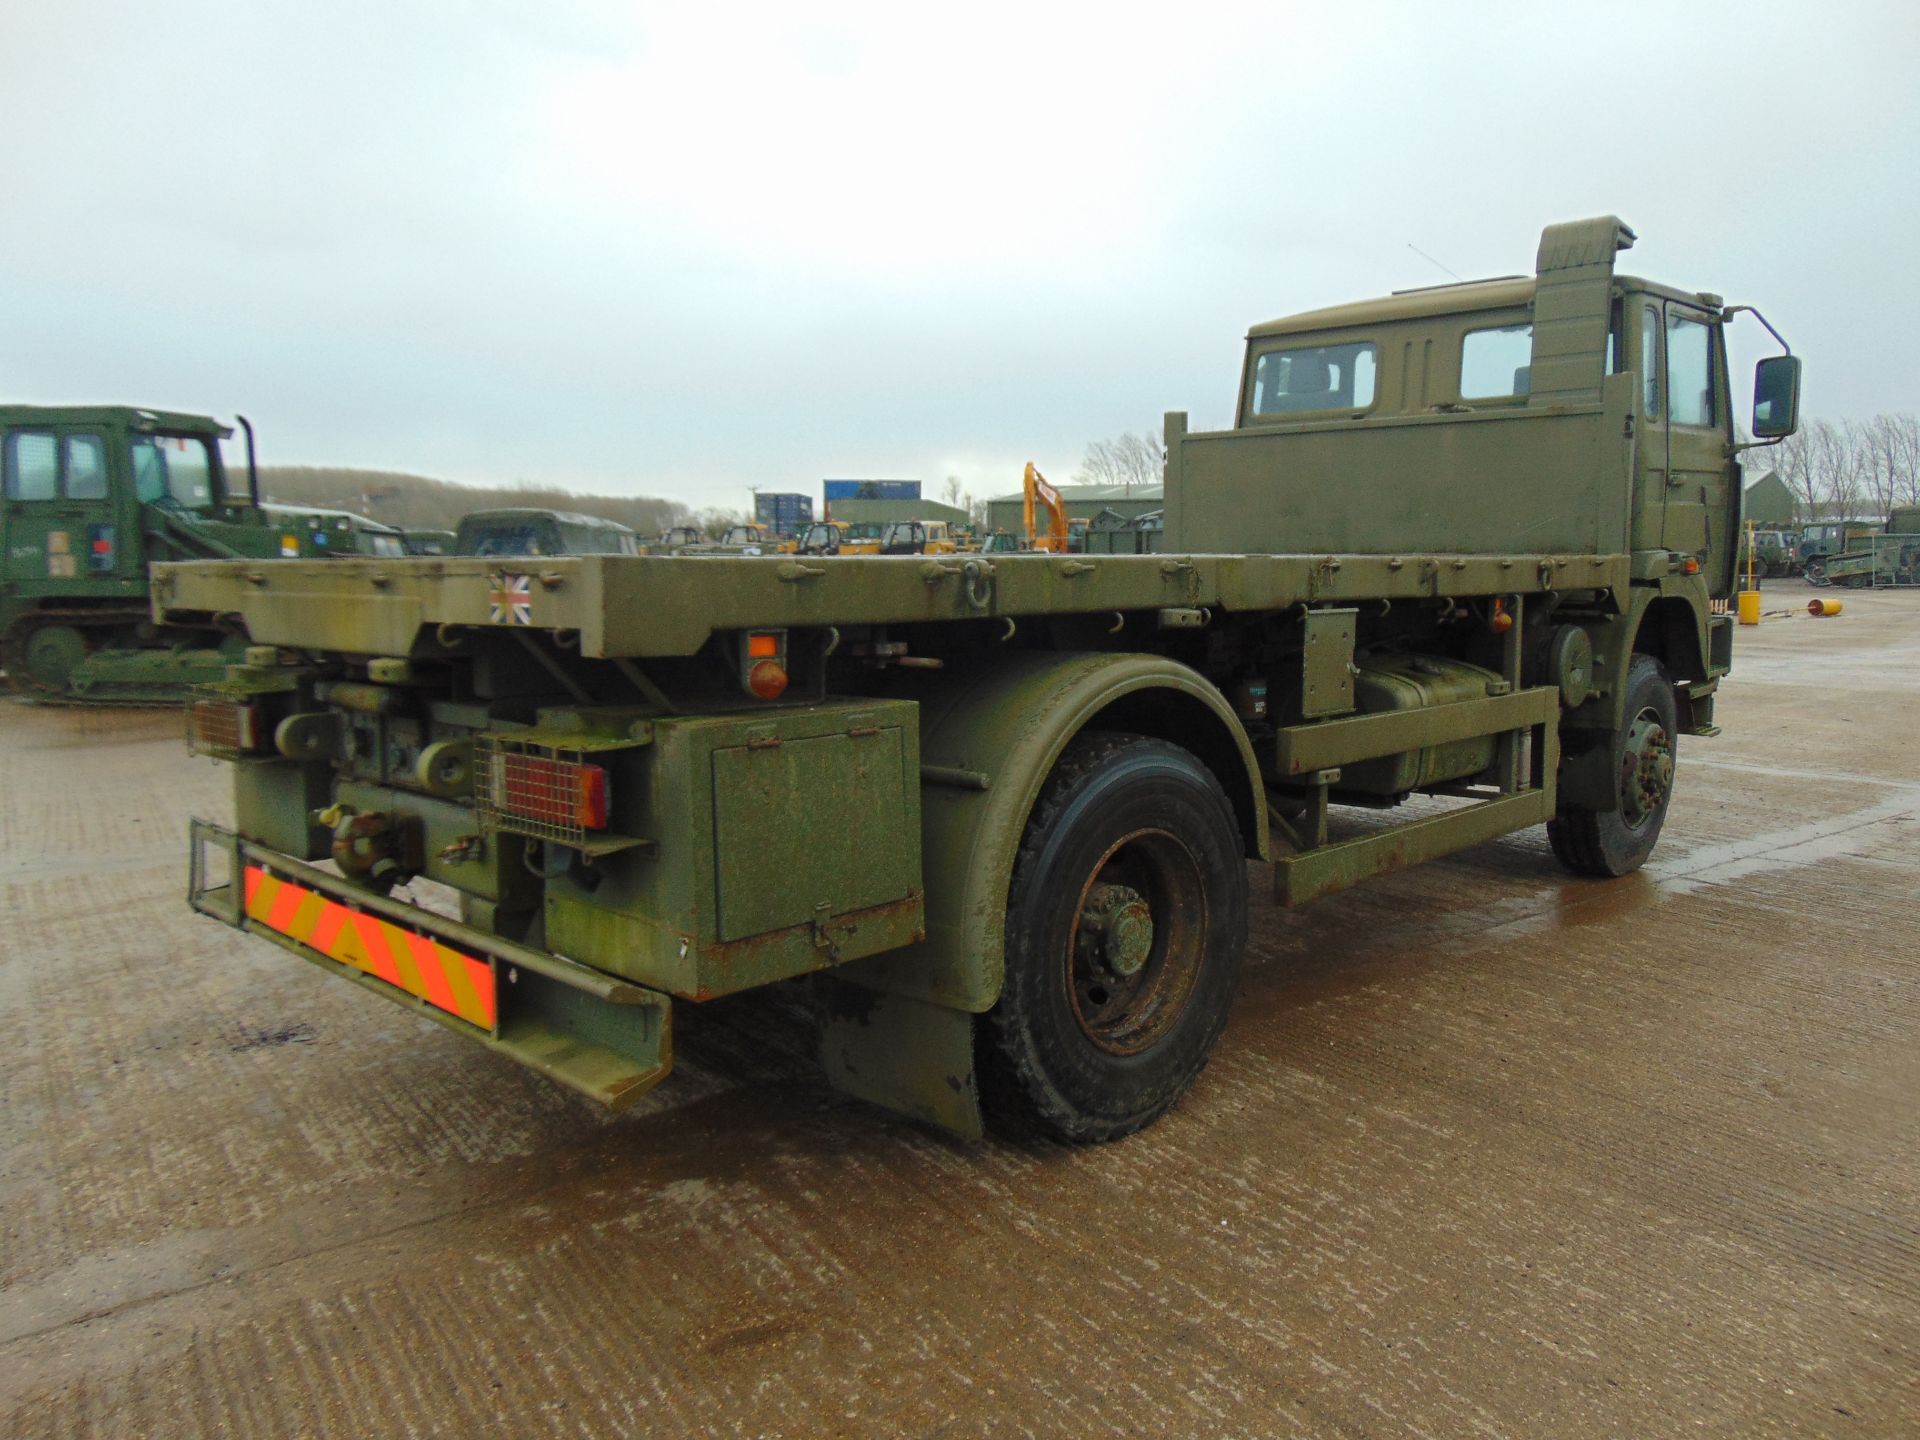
{"left": 1407, "top": 242, "right": 1462, "bottom": 282}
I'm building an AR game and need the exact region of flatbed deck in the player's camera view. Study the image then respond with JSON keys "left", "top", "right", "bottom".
{"left": 153, "top": 550, "right": 1634, "bottom": 659}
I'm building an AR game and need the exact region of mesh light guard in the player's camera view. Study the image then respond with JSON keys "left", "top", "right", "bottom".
{"left": 186, "top": 691, "right": 259, "bottom": 760}
{"left": 473, "top": 732, "right": 606, "bottom": 847}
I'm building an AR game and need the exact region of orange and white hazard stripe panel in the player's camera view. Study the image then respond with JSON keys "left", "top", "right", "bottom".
{"left": 243, "top": 866, "right": 497, "bottom": 1030}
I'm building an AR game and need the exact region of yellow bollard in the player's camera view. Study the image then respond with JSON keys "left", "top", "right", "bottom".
{"left": 1808, "top": 598, "right": 1844, "bottom": 617}
{"left": 1737, "top": 590, "right": 1762, "bottom": 625}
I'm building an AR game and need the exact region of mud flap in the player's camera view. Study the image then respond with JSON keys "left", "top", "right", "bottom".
{"left": 817, "top": 977, "right": 984, "bottom": 1140}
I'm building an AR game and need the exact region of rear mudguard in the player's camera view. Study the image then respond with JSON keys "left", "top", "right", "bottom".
{"left": 821, "top": 651, "right": 1265, "bottom": 1136}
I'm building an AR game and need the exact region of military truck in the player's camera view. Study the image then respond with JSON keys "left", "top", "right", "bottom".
{"left": 166, "top": 217, "right": 1800, "bottom": 1144}
{"left": 1800, "top": 510, "right": 1920, "bottom": 587}
{"left": 261, "top": 505, "right": 410, "bottom": 559}
{"left": 453, "top": 508, "right": 641, "bottom": 558}
{"left": 1, "top": 405, "right": 404, "bottom": 700}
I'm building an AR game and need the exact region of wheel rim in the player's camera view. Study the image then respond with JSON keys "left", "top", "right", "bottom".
{"left": 1618, "top": 707, "right": 1674, "bottom": 831}
{"left": 1065, "top": 827, "right": 1208, "bottom": 1055}
{"left": 24, "top": 625, "right": 88, "bottom": 690}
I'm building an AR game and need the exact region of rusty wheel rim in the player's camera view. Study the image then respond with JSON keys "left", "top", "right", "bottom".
{"left": 1619, "top": 706, "right": 1674, "bottom": 831}
{"left": 1065, "top": 827, "right": 1208, "bottom": 1055}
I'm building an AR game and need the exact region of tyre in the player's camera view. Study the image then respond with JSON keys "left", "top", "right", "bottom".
{"left": 1804, "top": 557, "right": 1829, "bottom": 587}
{"left": 1547, "top": 653, "right": 1678, "bottom": 878}
{"left": 977, "top": 731, "right": 1248, "bottom": 1143}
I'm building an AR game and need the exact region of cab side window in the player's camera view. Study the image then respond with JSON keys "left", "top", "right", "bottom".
{"left": 4, "top": 431, "right": 58, "bottom": 500}
{"left": 1460, "top": 324, "right": 1533, "bottom": 398}
{"left": 1640, "top": 305, "right": 1661, "bottom": 419}
{"left": 1252, "top": 342, "right": 1377, "bottom": 415}
{"left": 64, "top": 434, "right": 109, "bottom": 500}
{"left": 1666, "top": 311, "right": 1715, "bottom": 427}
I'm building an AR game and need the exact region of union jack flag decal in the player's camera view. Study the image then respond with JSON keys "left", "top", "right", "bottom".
{"left": 487, "top": 571, "right": 533, "bottom": 625}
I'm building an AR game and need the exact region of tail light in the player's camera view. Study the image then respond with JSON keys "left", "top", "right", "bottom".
{"left": 474, "top": 736, "right": 612, "bottom": 846}
{"left": 741, "top": 629, "right": 789, "bottom": 700}
{"left": 188, "top": 698, "right": 266, "bottom": 758}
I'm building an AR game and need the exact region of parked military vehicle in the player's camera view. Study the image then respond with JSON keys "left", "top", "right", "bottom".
{"left": 651, "top": 525, "right": 705, "bottom": 553}
{"left": 1800, "top": 510, "right": 1920, "bottom": 587}
{"left": 1738, "top": 527, "right": 1795, "bottom": 578}
{"left": 166, "top": 217, "right": 1799, "bottom": 1144}
{"left": 1085, "top": 508, "right": 1165, "bottom": 556}
{"left": 453, "top": 509, "right": 641, "bottom": 558}
{"left": 402, "top": 528, "right": 457, "bottom": 557}
{"left": 1, "top": 405, "right": 410, "bottom": 701}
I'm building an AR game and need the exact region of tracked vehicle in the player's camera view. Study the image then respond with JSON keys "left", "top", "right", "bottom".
{"left": 1, "top": 406, "right": 402, "bottom": 701}
{"left": 167, "top": 218, "right": 1801, "bottom": 1141}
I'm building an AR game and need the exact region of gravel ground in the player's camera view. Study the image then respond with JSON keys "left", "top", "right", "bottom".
{"left": 2, "top": 587, "right": 1915, "bottom": 1438}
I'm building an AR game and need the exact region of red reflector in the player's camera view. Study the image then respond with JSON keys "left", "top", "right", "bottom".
{"left": 495, "top": 754, "right": 610, "bottom": 830}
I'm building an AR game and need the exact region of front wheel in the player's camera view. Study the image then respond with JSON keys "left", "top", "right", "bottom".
{"left": 1547, "top": 653, "right": 1678, "bottom": 878}
{"left": 977, "top": 732, "right": 1248, "bottom": 1143}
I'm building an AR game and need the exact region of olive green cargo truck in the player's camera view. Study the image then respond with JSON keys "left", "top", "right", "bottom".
{"left": 164, "top": 217, "right": 1802, "bottom": 1142}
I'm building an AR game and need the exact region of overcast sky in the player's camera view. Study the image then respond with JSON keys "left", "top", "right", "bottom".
{"left": 4, "top": 1, "right": 1915, "bottom": 509}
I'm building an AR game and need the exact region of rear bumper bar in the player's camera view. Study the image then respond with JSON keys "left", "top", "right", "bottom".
{"left": 188, "top": 819, "right": 671, "bottom": 1111}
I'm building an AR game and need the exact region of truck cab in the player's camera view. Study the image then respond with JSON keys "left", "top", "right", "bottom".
{"left": 1229, "top": 225, "right": 1746, "bottom": 598}
{"left": 878, "top": 520, "right": 959, "bottom": 555}
{"left": 794, "top": 520, "right": 846, "bottom": 555}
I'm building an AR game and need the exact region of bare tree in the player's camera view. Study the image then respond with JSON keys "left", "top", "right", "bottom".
{"left": 942, "top": 475, "right": 964, "bottom": 509}
{"left": 1074, "top": 431, "right": 1165, "bottom": 493}
{"left": 1879, "top": 413, "right": 1920, "bottom": 508}
{"left": 1769, "top": 425, "right": 1816, "bottom": 523}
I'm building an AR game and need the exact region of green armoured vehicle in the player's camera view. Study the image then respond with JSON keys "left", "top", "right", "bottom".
{"left": 167, "top": 217, "right": 1800, "bottom": 1143}
{"left": 402, "top": 527, "right": 457, "bottom": 557}
{"left": 453, "top": 508, "right": 641, "bottom": 558}
{"left": 1799, "top": 509, "right": 1920, "bottom": 588}
{"left": 0, "top": 405, "right": 405, "bottom": 700}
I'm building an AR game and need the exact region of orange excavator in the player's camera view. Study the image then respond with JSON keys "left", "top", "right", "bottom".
{"left": 1023, "top": 462, "right": 1071, "bottom": 552}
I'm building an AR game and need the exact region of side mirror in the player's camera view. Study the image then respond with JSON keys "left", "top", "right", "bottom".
{"left": 1752, "top": 355, "right": 1801, "bottom": 439}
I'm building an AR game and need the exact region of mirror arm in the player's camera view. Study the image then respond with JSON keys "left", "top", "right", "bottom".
{"left": 1722, "top": 304, "right": 1791, "bottom": 355}
{"left": 1731, "top": 434, "right": 1787, "bottom": 456}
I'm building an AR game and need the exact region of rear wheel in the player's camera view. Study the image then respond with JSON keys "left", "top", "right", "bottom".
{"left": 977, "top": 731, "right": 1247, "bottom": 1143}
{"left": 1548, "top": 653, "right": 1678, "bottom": 878}
{"left": 2, "top": 618, "right": 92, "bottom": 698}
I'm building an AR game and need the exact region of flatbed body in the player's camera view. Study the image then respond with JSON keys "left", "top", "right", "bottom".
{"left": 160, "top": 216, "right": 1797, "bottom": 1141}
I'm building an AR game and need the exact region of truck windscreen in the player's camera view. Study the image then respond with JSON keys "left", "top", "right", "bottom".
{"left": 133, "top": 435, "right": 218, "bottom": 508}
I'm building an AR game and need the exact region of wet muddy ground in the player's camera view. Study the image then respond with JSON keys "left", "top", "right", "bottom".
{"left": 3, "top": 590, "right": 1916, "bottom": 1438}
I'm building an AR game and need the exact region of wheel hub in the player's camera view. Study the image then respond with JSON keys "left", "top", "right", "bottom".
{"left": 1618, "top": 711, "right": 1673, "bottom": 829}
{"left": 1078, "top": 882, "right": 1154, "bottom": 977}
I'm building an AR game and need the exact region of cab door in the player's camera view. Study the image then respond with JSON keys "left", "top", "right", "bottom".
{"left": 1661, "top": 300, "right": 1737, "bottom": 588}
{"left": 2, "top": 425, "right": 128, "bottom": 600}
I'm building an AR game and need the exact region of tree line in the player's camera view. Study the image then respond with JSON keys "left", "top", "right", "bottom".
{"left": 253, "top": 465, "right": 721, "bottom": 537}
{"left": 1767, "top": 414, "right": 1920, "bottom": 522}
